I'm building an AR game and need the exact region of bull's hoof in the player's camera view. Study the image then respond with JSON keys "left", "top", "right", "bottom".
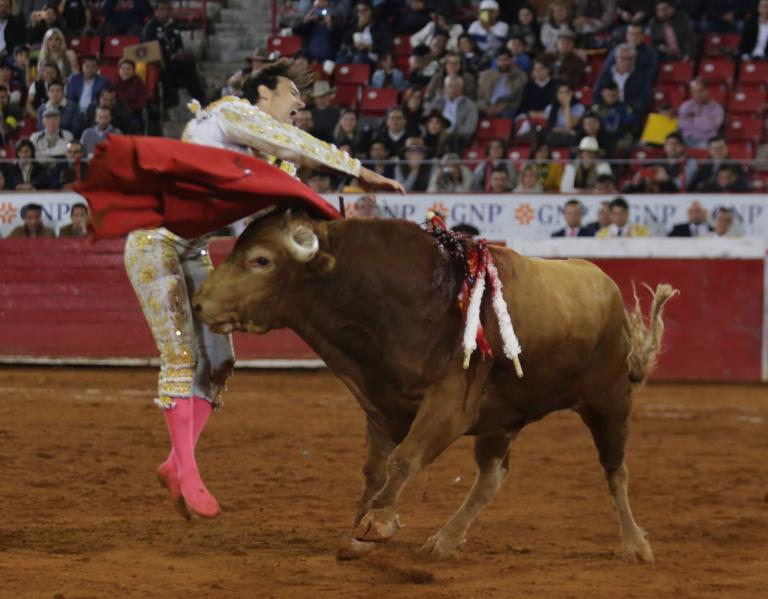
{"left": 156, "top": 462, "right": 191, "bottom": 521}
{"left": 621, "top": 533, "right": 655, "bottom": 564}
{"left": 353, "top": 508, "right": 401, "bottom": 543}
{"left": 420, "top": 532, "right": 464, "bottom": 559}
{"left": 336, "top": 537, "right": 379, "bottom": 561}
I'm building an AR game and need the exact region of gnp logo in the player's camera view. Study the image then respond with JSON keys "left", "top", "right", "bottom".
{"left": 514, "top": 203, "right": 535, "bottom": 225}
{"left": 0, "top": 202, "right": 19, "bottom": 224}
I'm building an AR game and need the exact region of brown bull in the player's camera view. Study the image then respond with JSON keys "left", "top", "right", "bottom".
{"left": 194, "top": 209, "right": 677, "bottom": 563}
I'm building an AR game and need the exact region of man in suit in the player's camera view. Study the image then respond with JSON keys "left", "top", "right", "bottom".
{"left": 66, "top": 56, "right": 109, "bottom": 116}
{"left": 648, "top": 0, "right": 694, "bottom": 61}
{"left": 584, "top": 200, "right": 610, "bottom": 235}
{"left": 0, "top": 0, "right": 27, "bottom": 59}
{"left": 426, "top": 73, "right": 479, "bottom": 152}
{"left": 552, "top": 198, "right": 593, "bottom": 237}
{"left": 596, "top": 196, "right": 650, "bottom": 238}
{"left": 593, "top": 43, "right": 652, "bottom": 119}
{"left": 669, "top": 201, "right": 714, "bottom": 237}
{"left": 477, "top": 47, "right": 526, "bottom": 118}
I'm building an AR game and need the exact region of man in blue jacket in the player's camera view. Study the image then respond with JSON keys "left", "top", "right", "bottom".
{"left": 66, "top": 56, "right": 109, "bottom": 116}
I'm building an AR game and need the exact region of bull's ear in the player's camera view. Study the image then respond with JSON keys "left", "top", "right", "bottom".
{"left": 311, "top": 251, "right": 336, "bottom": 274}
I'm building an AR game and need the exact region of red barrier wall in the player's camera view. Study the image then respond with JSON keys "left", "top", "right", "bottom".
{"left": 0, "top": 239, "right": 763, "bottom": 381}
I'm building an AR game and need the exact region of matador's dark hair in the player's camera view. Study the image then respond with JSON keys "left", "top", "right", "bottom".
{"left": 242, "top": 58, "right": 313, "bottom": 104}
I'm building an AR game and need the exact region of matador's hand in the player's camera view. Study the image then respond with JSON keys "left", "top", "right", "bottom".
{"left": 357, "top": 166, "right": 405, "bottom": 194}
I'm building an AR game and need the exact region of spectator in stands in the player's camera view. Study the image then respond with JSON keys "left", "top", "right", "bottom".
{"left": 80, "top": 106, "right": 121, "bottom": 156}
{"left": 514, "top": 164, "right": 543, "bottom": 192}
{"left": 48, "top": 139, "right": 87, "bottom": 189}
{"left": 401, "top": 86, "right": 426, "bottom": 133}
{"left": 467, "top": 0, "right": 509, "bottom": 57}
{"left": 374, "top": 105, "right": 410, "bottom": 158}
{"left": 593, "top": 43, "right": 652, "bottom": 118}
{"left": 712, "top": 206, "right": 736, "bottom": 237}
{"left": 648, "top": 0, "right": 694, "bottom": 61}
{"left": 31, "top": 107, "right": 73, "bottom": 159}
{"left": 540, "top": 1, "right": 574, "bottom": 54}
{"left": 593, "top": 172, "right": 618, "bottom": 193}
{"left": 308, "top": 80, "right": 339, "bottom": 143}
{"left": 101, "top": 0, "right": 152, "bottom": 36}
{"left": 66, "top": 55, "right": 109, "bottom": 116}
{"left": 429, "top": 29, "right": 450, "bottom": 65}
{"left": 668, "top": 201, "right": 714, "bottom": 236}
{"left": 84, "top": 86, "right": 133, "bottom": 134}
{"left": 427, "top": 74, "right": 479, "bottom": 152}
{"left": 615, "top": 0, "right": 655, "bottom": 29}
{"left": 658, "top": 132, "right": 697, "bottom": 190}
{"left": 422, "top": 109, "right": 454, "bottom": 159}
{"left": 544, "top": 83, "right": 585, "bottom": 148}
{"left": 333, "top": 108, "right": 369, "bottom": 157}
{"left": 472, "top": 138, "right": 517, "bottom": 192}
{"left": 59, "top": 202, "right": 90, "bottom": 237}
{"left": 394, "top": 135, "right": 433, "bottom": 192}
{"left": 577, "top": 111, "right": 611, "bottom": 156}
{"left": 688, "top": 136, "right": 747, "bottom": 191}
{"left": 560, "top": 136, "right": 612, "bottom": 192}
{"left": 477, "top": 47, "right": 526, "bottom": 118}
{"left": 703, "top": 1, "right": 751, "bottom": 35}
{"left": 590, "top": 82, "right": 637, "bottom": 155}
{"left": 27, "top": 6, "right": 65, "bottom": 46}
{"left": 10, "top": 45, "right": 31, "bottom": 95}
{"left": 407, "top": 44, "right": 438, "bottom": 86}
{"left": 306, "top": 170, "right": 334, "bottom": 193}
{"left": 36, "top": 79, "right": 80, "bottom": 136}
{"left": 528, "top": 142, "right": 564, "bottom": 191}
{"left": 552, "top": 198, "right": 591, "bottom": 237}
{"left": 596, "top": 196, "right": 649, "bottom": 237}
{"left": 428, "top": 152, "right": 473, "bottom": 192}
{"left": 457, "top": 33, "right": 490, "bottom": 75}
{"left": 292, "top": 0, "right": 342, "bottom": 64}
{"left": 143, "top": 0, "right": 206, "bottom": 108}
{"left": 0, "top": 63, "right": 22, "bottom": 108}
{"left": 26, "top": 61, "right": 62, "bottom": 118}
{"left": 338, "top": 1, "right": 393, "bottom": 66}
{"left": 371, "top": 52, "right": 407, "bottom": 91}
{"left": 396, "top": 0, "right": 431, "bottom": 35}
{"left": 740, "top": 0, "right": 768, "bottom": 58}
{"left": 113, "top": 59, "right": 148, "bottom": 119}
{"left": 8, "top": 203, "right": 55, "bottom": 238}
{"left": 700, "top": 164, "right": 750, "bottom": 192}
{"left": 60, "top": 0, "right": 93, "bottom": 36}
{"left": 623, "top": 163, "right": 679, "bottom": 192}
{"left": 0, "top": 84, "right": 22, "bottom": 141}
{"left": 4, "top": 139, "right": 47, "bottom": 190}
{"left": 601, "top": 23, "right": 658, "bottom": 83}
{"left": 366, "top": 139, "right": 395, "bottom": 178}
{"left": 293, "top": 107, "right": 316, "bottom": 133}
{"left": 36, "top": 28, "right": 79, "bottom": 80}
{"left": 545, "top": 30, "right": 585, "bottom": 90}
{"left": 489, "top": 164, "right": 513, "bottom": 193}
{"left": 425, "top": 51, "right": 477, "bottom": 102}
{"left": 221, "top": 48, "right": 277, "bottom": 98}
{"left": 508, "top": 4, "right": 540, "bottom": 54}
{"left": 351, "top": 192, "right": 380, "bottom": 219}
{"left": 584, "top": 200, "right": 611, "bottom": 234}
{"left": 573, "top": 0, "right": 617, "bottom": 34}
{"left": 410, "top": 8, "right": 463, "bottom": 51}
{"left": 506, "top": 35, "right": 532, "bottom": 75}
{"left": 518, "top": 58, "right": 557, "bottom": 119}
{"left": 677, "top": 78, "right": 724, "bottom": 149}
{"left": 0, "top": 0, "right": 27, "bottom": 59}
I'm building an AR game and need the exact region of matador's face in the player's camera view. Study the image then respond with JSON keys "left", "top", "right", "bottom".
{"left": 260, "top": 76, "right": 306, "bottom": 124}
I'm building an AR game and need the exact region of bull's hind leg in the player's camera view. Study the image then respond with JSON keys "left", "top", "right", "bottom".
{"left": 579, "top": 397, "right": 654, "bottom": 563}
{"left": 421, "top": 431, "right": 515, "bottom": 558}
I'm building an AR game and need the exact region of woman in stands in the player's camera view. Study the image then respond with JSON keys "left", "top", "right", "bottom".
{"left": 528, "top": 142, "right": 565, "bottom": 191}
{"left": 37, "top": 28, "right": 79, "bottom": 80}
{"left": 5, "top": 138, "right": 48, "bottom": 191}
{"left": 333, "top": 108, "right": 369, "bottom": 157}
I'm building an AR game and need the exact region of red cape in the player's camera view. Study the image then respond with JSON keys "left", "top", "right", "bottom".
{"left": 75, "top": 135, "right": 341, "bottom": 239}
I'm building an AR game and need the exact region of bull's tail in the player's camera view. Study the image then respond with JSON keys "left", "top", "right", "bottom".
{"left": 625, "top": 283, "right": 679, "bottom": 385}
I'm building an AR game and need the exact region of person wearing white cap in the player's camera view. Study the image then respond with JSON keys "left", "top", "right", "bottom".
{"left": 467, "top": 0, "right": 509, "bottom": 56}
{"left": 559, "top": 136, "right": 612, "bottom": 192}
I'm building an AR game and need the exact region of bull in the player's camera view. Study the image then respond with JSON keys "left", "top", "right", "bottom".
{"left": 193, "top": 209, "right": 676, "bottom": 563}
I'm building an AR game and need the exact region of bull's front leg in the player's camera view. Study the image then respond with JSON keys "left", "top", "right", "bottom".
{"left": 352, "top": 372, "right": 484, "bottom": 547}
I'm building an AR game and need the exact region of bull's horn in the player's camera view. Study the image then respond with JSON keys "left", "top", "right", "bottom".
{"left": 283, "top": 223, "right": 319, "bottom": 262}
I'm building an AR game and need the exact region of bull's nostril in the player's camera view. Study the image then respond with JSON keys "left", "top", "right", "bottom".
{"left": 193, "top": 301, "right": 203, "bottom": 314}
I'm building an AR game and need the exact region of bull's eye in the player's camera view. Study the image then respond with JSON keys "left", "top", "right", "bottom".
{"left": 255, "top": 257, "right": 270, "bottom": 266}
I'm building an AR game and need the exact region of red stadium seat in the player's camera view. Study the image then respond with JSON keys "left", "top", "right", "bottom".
{"left": 724, "top": 115, "right": 762, "bottom": 143}
{"left": 394, "top": 34, "right": 411, "bottom": 57}
{"left": 703, "top": 32, "right": 740, "bottom": 57}
{"left": 631, "top": 146, "right": 664, "bottom": 165}
{"left": 658, "top": 60, "right": 694, "bottom": 84}
{"left": 100, "top": 63, "right": 119, "bottom": 81}
{"left": 697, "top": 57, "right": 735, "bottom": 84}
{"left": 728, "top": 85, "right": 766, "bottom": 114}
{"left": 550, "top": 147, "right": 570, "bottom": 161}
{"left": 653, "top": 83, "right": 687, "bottom": 110}
{"left": 462, "top": 144, "right": 488, "bottom": 168}
{"left": 738, "top": 60, "right": 768, "bottom": 85}
{"left": 575, "top": 85, "right": 592, "bottom": 106}
{"left": 707, "top": 82, "right": 728, "bottom": 106}
{"left": 145, "top": 63, "right": 161, "bottom": 102}
{"left": 359, "top": 87, "right": 398, "bottom": 116}
{"left": 333, "top": 84, "right": 359, "bottom": 109}
{"left": 474, "top": 117, "right": 513, "bottom": 141}
{"left": 584, "top": 53, "right": 605, "bottom": 86}
{"left": 726, "top": 141, "right": 755, "bottom": 161}
{"left": 507, "top": 145, "right": 532, "bottom": 161}
{"left": 334, "top": 64, "right": 371, "bottom": 86}
{"left": 103, "top": 35, "right": 140, "bottom": 62}
{"left": 395, "top": 55, "right": 410, "bottom": 76}
{"left": 686, "top": 147, "right": 709, "bottom": 160}
{"left": 310, "top": 62, "right": 330, "bottom": 80}
{"left": 748, "top": 172, "right": 768, "bottom": 190}
{"left": 267, "top": 35, "right": 302, "bottom": 57}
{"left": 68, "top": 35, "right": 100, "bottom": 58}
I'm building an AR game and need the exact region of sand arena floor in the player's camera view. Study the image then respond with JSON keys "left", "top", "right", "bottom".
{"left": 0, "top": 367, "right": 766, "bottom": 598}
